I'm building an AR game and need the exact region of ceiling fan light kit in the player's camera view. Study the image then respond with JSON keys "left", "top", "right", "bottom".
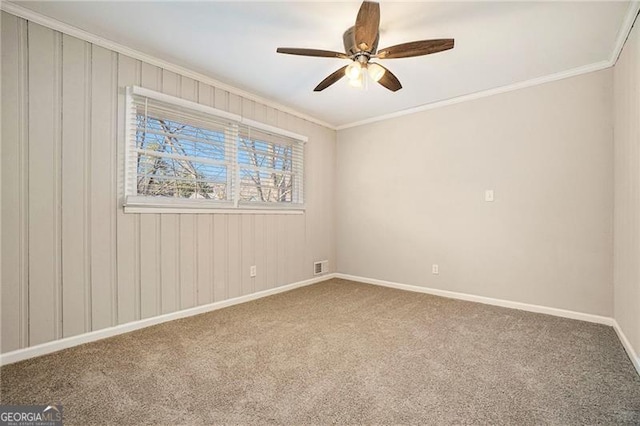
{"left": 348, "top": 73, "right": 365, "bottom": 89}
{"left": 344, "top": 59, "right": 385, "bottom": 89}
{"left": 367, "top": 63, "right": 386, "bottom": 82}
{"left": 345, "top": 61, "right": 363, "bottom": 80}
{"left": 276, "top": 0, "right": 455, "bottom": 92}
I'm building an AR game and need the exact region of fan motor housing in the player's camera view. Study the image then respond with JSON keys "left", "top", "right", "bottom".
{"left": 343, "top": 26, "right": 379, "bottom": 55}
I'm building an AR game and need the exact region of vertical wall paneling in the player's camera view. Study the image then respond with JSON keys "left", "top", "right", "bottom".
{"left": 1, "top": 12, "right": 337, "bottom": 356}
{"left": 265, "top": 215, "right": 278, "bottom": 290}
{"left": 139, "top": 63, "right": 162, "bottom": 319}
{"left": 227, "top": 215, "right": 242, "bottom": 299}
{"left": 197, "top": 82, "right": 214, "bottom": 108}
{"left": 293, "top": 214, "right": 306, "bottom": 282}
{"left": 21, "top": 16, "right": 31, "bottom": 348}
{"left": 1, "top": 13, "right": 29, "bottom": 351}
{"left": 138, "top": 217, "right": 159, "bottom": 319}
{"left": 228, "top": 93, "right": 242, "bottom": 116}
{"left": 277, "top": 216, "right": 288, "bottom": 285}
{"left": 27, "top": 23, "right": 61, "bottom": 345}
{"left": 110, "top": 50, "right": 119, "bottom": 326}
{"left": 327, "top": 125, "right": 337, "bottom": 272}
{"left": 253, "top": 104, "right": 267, "bottom": 123}
{"left": 61, "top": 34, "right": 90, "bottom": 337}
{"left": 176, "top": 209, "right": 195, "bottom": 309}
{"left": 253, "top": 215, "right": 266, "bottom": 291}
{"left": 241, "top": 98, "right": 254, "bottom": 120}
{"left": 214, "top": 88, "right": 228, "bottom": 112}
{"left": 116, "top": 54, "right": 141, "bottom": 324}
{"left": 159, "top": 214, "right": 178, "bottom": 314}
{"left": 266, "top": 106, "right": 278, "bottom": 127}
{"left": 179, "top": 209, "right": 195, "bottom": 309}
{"left": 54, "top": 31, "right": 63, "bottom": 342}
{"left": 241, "top": 215, "right": 255, "bottom": 295}
{"left": 213, "top": 215, "right": 228, "bottom": 302}
{"left": 196, "top": 215, "right": 212, "bottom": 306}
{"left": 90, "top": 45, "right": 117, "bottom": 331}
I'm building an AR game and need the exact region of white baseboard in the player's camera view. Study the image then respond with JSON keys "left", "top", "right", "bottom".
{"left": 336, "top": 273, "right": 640, "bottom": 377}
{"left": 334, "top": 273, "right": 614, "bottom": 326}
{"left": 4, "top": 272, "right": 638, "bottom": 378}
{"left": 613, "top": 320, "right": 640, "bottom": 376}
{"left": 0, "top": 274, "right": 336, "bottom": 366}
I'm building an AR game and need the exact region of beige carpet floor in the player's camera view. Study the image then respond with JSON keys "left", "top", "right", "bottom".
{"left": 1, "top": 278, "right": 639, "bottom": 425}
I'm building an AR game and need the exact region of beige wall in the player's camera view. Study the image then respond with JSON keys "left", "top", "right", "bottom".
{"left": 1, "top": 12, "right": 336, "bottom": 354}
{"left": 614, "top": 21, "right": 640, "bottom": 362}
{"left": 337, "top": 69, "right": 614, "bottom": 316}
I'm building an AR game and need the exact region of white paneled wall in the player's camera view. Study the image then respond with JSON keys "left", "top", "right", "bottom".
{"left": 1, "top": 12, "right": 336, "bottom": 354}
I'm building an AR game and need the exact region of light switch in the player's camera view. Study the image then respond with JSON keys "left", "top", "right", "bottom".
{"left": 485, "top": 190, "right": 494, "bottom": 202}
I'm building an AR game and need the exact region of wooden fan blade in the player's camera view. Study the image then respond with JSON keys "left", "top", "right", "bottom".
{"left": 276, "top": 48, "right": 349, "bottom": 59}
{"left": 314, "top": 66, "right": 348, "bottom": 92}
{"left": 376, "top": 39, "right": 454, "bottom": 59}
{"left": 355, "top": 1, "right": 380, "bottom": 52}
{"left": 374, "top": 63, "right": 402, "bottom": 92}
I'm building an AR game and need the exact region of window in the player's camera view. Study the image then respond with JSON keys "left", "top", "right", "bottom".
{"left": 124, "top": 86, "right": 305, "bottom": 212}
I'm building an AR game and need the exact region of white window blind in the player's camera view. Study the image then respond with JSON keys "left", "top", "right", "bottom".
{"left": 237, "top": 127, "right": 303, "bottom": 205}
{"left": 124, "top": 86, "right": 306, "bottom": 212}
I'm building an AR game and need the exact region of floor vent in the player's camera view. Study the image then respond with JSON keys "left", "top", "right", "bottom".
{"left": 314, "top": 260, "right": 328, "bottom": 275}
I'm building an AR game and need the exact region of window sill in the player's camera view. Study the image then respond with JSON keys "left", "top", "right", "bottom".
{"left": 123, "top": 197, "right": 305, "bottom": 215}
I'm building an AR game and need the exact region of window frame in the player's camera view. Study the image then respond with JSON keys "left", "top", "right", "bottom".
{"left": 123, "top": 86, "right": 307, "bottom": 214}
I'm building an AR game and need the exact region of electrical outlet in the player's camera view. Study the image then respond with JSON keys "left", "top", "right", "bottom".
{"left": 485, "top": 189, "right": 494, "bottom": 202}
{"left": 250, "top": 265, "right": 257, "bottom": 277}
{"left": 432, "top": 264, "right": 439, "bottom": 274}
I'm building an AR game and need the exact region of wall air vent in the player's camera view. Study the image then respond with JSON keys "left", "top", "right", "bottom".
{"left": 314, "top": 260, "right": 328, "bottom": 275}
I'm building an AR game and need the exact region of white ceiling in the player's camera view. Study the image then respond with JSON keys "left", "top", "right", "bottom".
{"left": 14, "top": 1, "right": 632, "bottom": 128}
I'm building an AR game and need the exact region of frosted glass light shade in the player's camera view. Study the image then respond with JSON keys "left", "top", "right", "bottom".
{"left": 348, "top": 73, "right": 364, "bottom": 88}
{"left": 345, "top": 61, "right": 362, "bottom": 80}
{"left": 367, "top": 63, "right": 386, "bottom": 82}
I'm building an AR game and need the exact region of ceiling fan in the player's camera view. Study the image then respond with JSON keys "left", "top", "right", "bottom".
{"left": 276, "top": 1, "right": 454, "bottom": 92}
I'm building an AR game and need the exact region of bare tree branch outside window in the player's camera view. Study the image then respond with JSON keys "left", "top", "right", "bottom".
{"left": 136, "top": 114, "right": 228, "bottom": 200}
{"left": 133, "top": 108, "right": 301, "bottom": 206}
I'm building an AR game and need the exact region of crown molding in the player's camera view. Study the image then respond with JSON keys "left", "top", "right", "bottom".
{"left": 611, "top": 1, "right": 640, "bottom": 65}
{"left": 336, "top": 1, "right": 640, "bottom": 130}
{"left": 0, "top": 1, "right": 337, "bottom": 131}
{"left": 336, "top": 60, "right": 611, "bottom": 130}
{"left": 2, "top": 1, "right": 638, "bottom": 133}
